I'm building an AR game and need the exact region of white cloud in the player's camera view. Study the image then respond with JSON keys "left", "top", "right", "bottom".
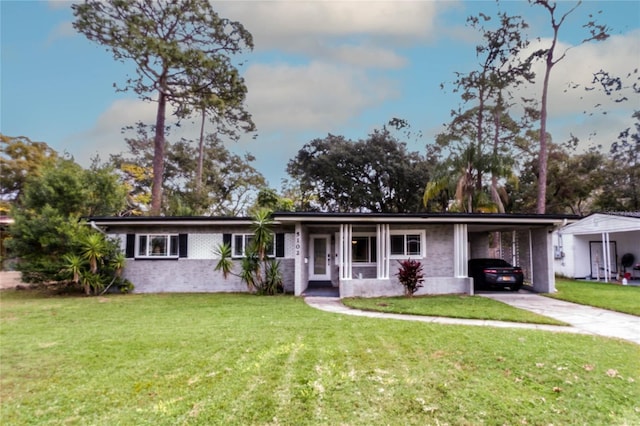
{"left": 64, "top": 99, "right": 158, "bottom": 165}
{"left": 216, "top": 1, "right": 442, "bottom": 42}
{"left": 46, "top": 21, "right": 75, "bottom": 45}
{"left": 503, "top": 29, "right": 639, "bottom": 150}
{"left": 517, "top": 30, "right": 639, "bottom": 116}
{"left": 215, "top": 0, "right": 452, "bottom": 71}
{"left": 323, "top": 43, "right": 407, "bottom": 69}
{"left": 244, "top": 61, "right": 399, "bottom": 133}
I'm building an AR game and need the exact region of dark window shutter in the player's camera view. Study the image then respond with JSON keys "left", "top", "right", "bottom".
{"left": 125, "top": 234, "right": 135, "bottom": 258}
{"left": 276, "top": 233, "right": 285, "bottom": 258}
{"left": 223, "top": 233, "right": 232, "bottom": 247}
{"left": 179, "top": 234, "right": 188, "bottom": 258}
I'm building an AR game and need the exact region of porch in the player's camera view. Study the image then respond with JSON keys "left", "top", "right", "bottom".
{"left": 272, "top": 212, "right": 568, "bottom": 299}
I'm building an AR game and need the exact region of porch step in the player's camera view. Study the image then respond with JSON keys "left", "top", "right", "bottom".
{"left": 308, "top": 280, "right": 333, "bottom": 289}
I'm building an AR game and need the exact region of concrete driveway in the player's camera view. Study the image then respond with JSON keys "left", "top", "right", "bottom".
{"left": 305, "top": 291, "right": 640, "bottom": 345}
{"left": 479, "top": 291, "right": 640, "bottom": 345}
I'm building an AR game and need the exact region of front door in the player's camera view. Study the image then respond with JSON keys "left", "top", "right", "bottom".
{"left": 309, "top": 235, "right": 331, "bottom": 280}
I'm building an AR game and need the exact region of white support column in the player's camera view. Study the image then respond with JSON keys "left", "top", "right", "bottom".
{"left": 453, "top": 224, "right": 468, "bottom": 277}
{"left": 511, "top": 231, "right": 517, "bottom": 266}
{"left": 340, "top": 224, "right": 352, "bottom": 280}
{"left": 377, "top": 224, "right": 390, "bottom": 279}
{"left": 602, "top": 232, "right": 610, "bottom": 283}
{"left": 294, "top": 222, "right": 303, "bottom": 296}
{"left": 529, "top": 229, "right": 534, "bottom": 285}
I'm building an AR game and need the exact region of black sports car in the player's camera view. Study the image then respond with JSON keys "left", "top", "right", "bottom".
{"left": 468, "top": 258, "right": 524, "bottom": 291}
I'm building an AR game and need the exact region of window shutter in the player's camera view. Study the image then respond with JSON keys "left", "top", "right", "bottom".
{"left": 179, "top": 234, "right": 188, "bottom": 258}
{"left": 223, "top": 233, "right": 231, "bottom": 247}
{"left": 125, "top": 234, "right": 135, "bottom": 258}
{"left": 276, "top": 233, "right": 285, "bottom": 258}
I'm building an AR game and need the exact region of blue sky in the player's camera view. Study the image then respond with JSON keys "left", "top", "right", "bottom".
{"left": 2, "top": 1, "right": 639, "bottom": 188}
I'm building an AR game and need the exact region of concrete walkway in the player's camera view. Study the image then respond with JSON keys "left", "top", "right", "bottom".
{"left": 304, "top": 292, "right": 640, "bottom": 345}
{"left": 480, "top": 292, "right": 640, "bottom": 345}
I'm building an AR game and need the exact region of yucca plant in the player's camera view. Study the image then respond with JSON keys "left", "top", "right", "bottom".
{"left": 79, "top": 269, "right": 103, "bottom": 295}
{"left": 264, "top": 259, "right": 283, "bottom": 295}
{"left": 214, "top": 209, "right": 283, "bottom": 295}
{"left": 81, "top": 233, "right": 108, "bottom": 274}
{"left": 100, "top": 251, "right": 127, "bottom": 295}
{"left": 61, "top": 253, "right": 84, "bottom": 285}
{"left": 214, "top": 243, "right": 234, "bottom": 279}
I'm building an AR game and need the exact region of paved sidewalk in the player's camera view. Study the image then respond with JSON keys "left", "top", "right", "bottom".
{"left": 304, "top": 293, "right": 640, "bottom": 345}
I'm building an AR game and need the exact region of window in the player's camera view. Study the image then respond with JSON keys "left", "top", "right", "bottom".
{"left": 352, "top": 235, "right": 376, "bottom": 263}
{"left": 390, "top": 231, "right": 424, "bottom": 258}
{"left": 137, "top": 234, "right": 179, "bottom": 258}
{"left": 232, "top": 233, "right": 275, "bottom": 258}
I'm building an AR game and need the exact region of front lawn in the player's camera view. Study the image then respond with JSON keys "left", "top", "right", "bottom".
{"left": 342, "top": 294, "right": 567, "bottom": 325}
{"left": 549, "top": 279, "right": 640, "bottom": 316}
{"left": 1, "top": 290, "right": 638, "bottom": 425}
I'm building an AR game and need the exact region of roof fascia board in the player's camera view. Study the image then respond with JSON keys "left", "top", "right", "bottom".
{"left": 87, "top": 218, "right": 257, "bottom": 227}
{"left": 273, "top": 215, "right": 565, "bottom": 226}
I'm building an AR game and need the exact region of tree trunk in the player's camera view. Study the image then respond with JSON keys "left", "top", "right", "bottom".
{"left": 491, "top": 107, "right": 506, "bottom": 213}
{"left": 197, "top": 108, "right": 205, "bottom": 190}
{"left": 536, "top": 49, "right": 554, "bottom": 214}
{"left": 150, "top": 89, "right": 167, "bottom": 215}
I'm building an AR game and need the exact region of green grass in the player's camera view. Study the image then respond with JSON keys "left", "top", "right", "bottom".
{"left": 549, "top": 279, "right": 640, "bottom": 316}
{"left": 1, "top": 290, "right": 639, "bottom": 425}
{"left": 343, "top": 294, "right": 568, "bottom": 325}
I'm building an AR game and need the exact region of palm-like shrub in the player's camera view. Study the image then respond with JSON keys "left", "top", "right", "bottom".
{"left": 396, "top": 259, "right": 424, "bottom": 297}
{"left": 214, "top": 209, "right": 283, "bottom": 295}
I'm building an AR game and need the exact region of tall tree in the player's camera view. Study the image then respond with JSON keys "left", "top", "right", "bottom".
{"left": 428, "top": 11, "right": 532, "bottom": 213}
{"left": 112, "top": 131, "right": 265, "bottom": 216}
{"left": 8, "top": 158, "right": 127, "bottom": 282}
{"left": 0, "top": 135, "right": 58, "bottom": 208}
{"left": 595, "top": 111, "right": 640, "bottom": 211}
{"left": 528, "top": 0, "right": 609, "bottom": 213}
{"left": 73, "top": 0, "right": 254, "bottom": 215}
{"left": 287, "top": 129, "right": 430, "bottom": 213}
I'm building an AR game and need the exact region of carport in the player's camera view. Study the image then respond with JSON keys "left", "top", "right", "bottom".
{"left": 555, "top": 212, "right": 640, "bottom": 281}
{"left": 465, "top": 218, "right": 573, "bottom": 293}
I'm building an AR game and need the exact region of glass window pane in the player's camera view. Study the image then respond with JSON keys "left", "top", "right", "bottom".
{"left": 266, "top": 237, "right": 275, "bottom": 257}
{"left": 390, "top": 235, "right": 404, "bottom": 255}
{"left": 370, "top": 237, "right": 377, "bottom": 262}
{"left": 150, "top": 236, "right": 167, "bottom": 256}
{"left": 407, "top": 234, "right": 421, "bottom": 256}
{"left": 246, "top": 235, "right": 255, "bottom": 255}
{"left": 138, "top": 235, "right": 147, "bottom": 256}
{"left": 352, "top": 236, "right": 369, "bottom": 262}
{"left": 233, "top": 235, "right": 244, "bottom": 257}
{"left": 170, "top": 235, "right": 179, "bottom": 256}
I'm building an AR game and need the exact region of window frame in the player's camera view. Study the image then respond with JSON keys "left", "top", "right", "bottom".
{"left": 389, "top": 230, "right": 425, "bottom": 259}
{"left": 231, "top": 233, "right": 276, "bottom": 258}
{"left": 136, "top": 234, "right": 180, "bottom": 259}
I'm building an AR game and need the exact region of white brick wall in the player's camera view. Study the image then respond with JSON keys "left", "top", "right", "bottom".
{"left": 189, "top": 233, "right": 222, "bottom": 259}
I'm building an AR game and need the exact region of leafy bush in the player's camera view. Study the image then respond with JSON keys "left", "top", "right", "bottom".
{"left": 396, "top": 259, "right": 424, "bottom": 297}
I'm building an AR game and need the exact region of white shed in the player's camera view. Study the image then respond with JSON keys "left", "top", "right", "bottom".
{"left": 554, "top": 212, "right": 640, "bottom": 281}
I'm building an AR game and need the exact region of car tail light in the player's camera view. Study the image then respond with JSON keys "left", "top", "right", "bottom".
{"left": 514, "top": 268, "right": 522, "bottom": 273}
{"left": 484, "top": 269, "right": 498, "bottom": 273}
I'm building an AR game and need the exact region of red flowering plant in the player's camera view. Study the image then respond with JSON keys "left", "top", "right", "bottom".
{"left": 395, "top": 259, "right": 424, "bottom": 297}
